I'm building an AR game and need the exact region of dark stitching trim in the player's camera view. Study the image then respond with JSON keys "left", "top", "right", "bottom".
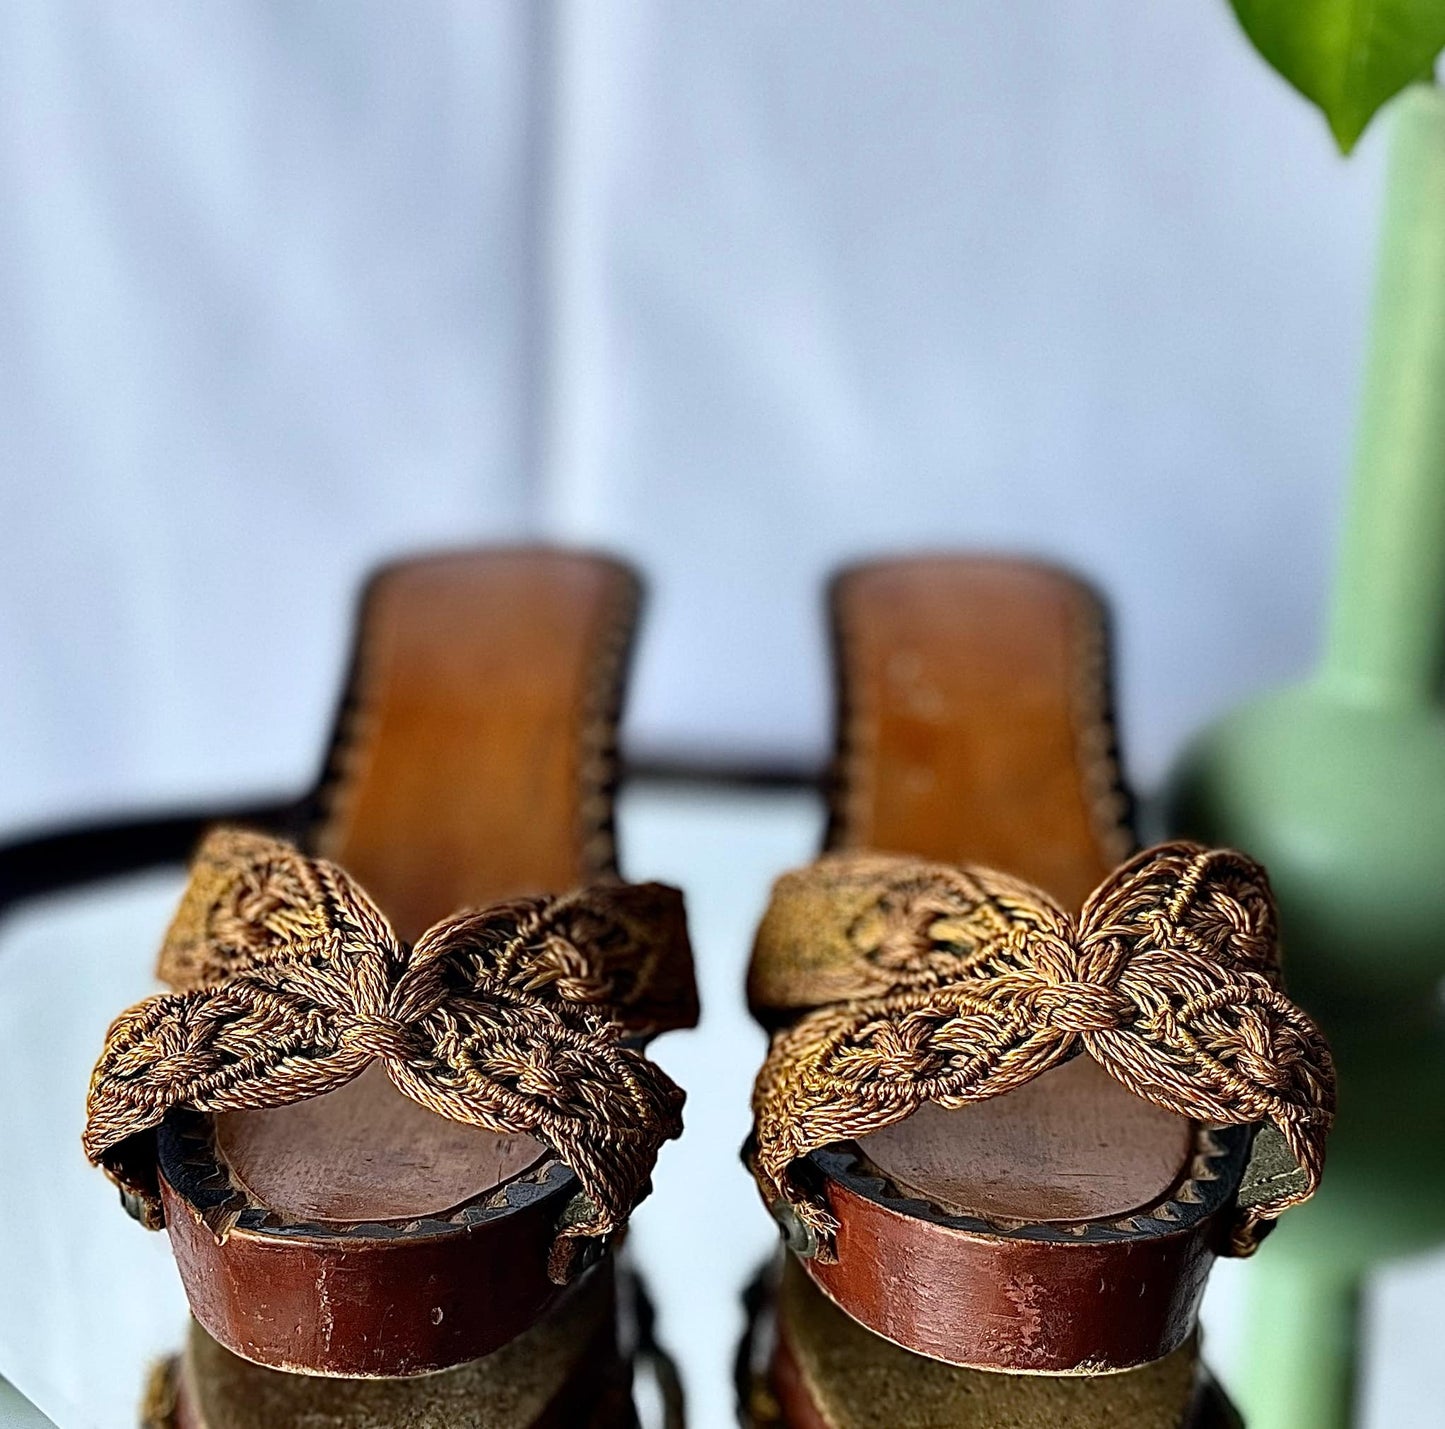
{"left": 574, "top": 563, "right": 644, "bottom": 880}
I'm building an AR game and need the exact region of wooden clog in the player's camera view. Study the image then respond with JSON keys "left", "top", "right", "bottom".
{"left": 745, "top": 557, "right": 1334, "bottom": 1377}
{"left": 85, "top": 550, "right": 698, "bottom": 1379}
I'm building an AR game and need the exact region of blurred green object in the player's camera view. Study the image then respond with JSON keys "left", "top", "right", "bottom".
{"left": 1230, "top": 0, "right": 1445, "bottom": 152}
{"left": 1175, "top": 83, "right": 1445, "bottom": 1025}
{"left": 1168, "top": 84, "right": 1445, "bottom": 1429}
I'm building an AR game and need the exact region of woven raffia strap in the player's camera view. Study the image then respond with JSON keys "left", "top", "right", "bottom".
{"left": 749, "top": 843, "right": 1335, "bottom": 1261}
{"left": 84, "top": 828, "right": 696, "bottom": 1246}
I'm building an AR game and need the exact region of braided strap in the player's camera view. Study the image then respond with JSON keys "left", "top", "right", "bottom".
{"left": 749, "top": 844, "right": 1334, "bottom": 1262}
{"left": 84, "top": 829, "right": 696, "bottom": 1244}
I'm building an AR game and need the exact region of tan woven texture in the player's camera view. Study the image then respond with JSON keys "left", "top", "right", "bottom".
{"left": 749, "top": 842, "right": 1334, "bottom": 1261}
{"left": 85, "top": 828, "right": 697, "bottom": 1241}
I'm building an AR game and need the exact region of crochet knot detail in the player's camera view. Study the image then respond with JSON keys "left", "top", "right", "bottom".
{"left": 1023, "top": 980, "right": 1132, "bottom": 1034}
{"left": 339, "top": 1013, "right": 421, "bottom": 1064}
{"left": 84, "top": 828, "right": 697, "bottom": 1251}
{"left": 748, "top": 843, "right": 1335, "bottom": 1263}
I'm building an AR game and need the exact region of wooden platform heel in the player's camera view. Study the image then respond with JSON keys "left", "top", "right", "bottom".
{"left": 737, "top": 1257, "right": 1242, "bottom": 1429}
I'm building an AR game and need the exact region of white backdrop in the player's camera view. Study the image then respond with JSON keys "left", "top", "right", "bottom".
{"left": 0, "top": 0, "right": 1384, "bottom": 833}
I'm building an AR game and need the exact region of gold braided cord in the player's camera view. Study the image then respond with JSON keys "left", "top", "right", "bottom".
{"left": 84, "top": 829, "right": 696, "bottom": 1241}
{"left": 749, "top": 844, "right": 1334, "bottom": 1261}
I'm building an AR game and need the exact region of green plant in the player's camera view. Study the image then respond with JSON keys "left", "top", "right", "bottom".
{"left": 1231, "top": 0, "right": 1445, "bottom": 150}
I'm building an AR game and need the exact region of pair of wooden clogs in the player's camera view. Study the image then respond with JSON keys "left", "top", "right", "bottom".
{"left": 82, "top": 550, "right": 1333, "bottom": 1428}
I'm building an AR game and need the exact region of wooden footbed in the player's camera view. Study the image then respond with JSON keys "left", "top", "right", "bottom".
{"left": 858, "top": 1058, "right": 1192, "bottom": 1224}
{"left": 214, "top": 551, "right": 630, "bottom": 1227}
{"left": 827, "top": 556, "right": 1130, "bottom": 906}
{"left": 215, "top": 1065, "right": 548, "bottom": 1224}
{"left": 158, "top": 549, "right": 645, "bottom": 1377}
{"left": 314, "top": 550, "right": 629, "bottom": 936}
{"left": 831, "top": 557, "right": 1185, "bottom": 1230}
{"left": 800, "top": 557, "right": 1221, "bottom": 1374}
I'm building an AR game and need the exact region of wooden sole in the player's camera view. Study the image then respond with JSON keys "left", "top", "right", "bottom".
{"left": 152, "top": 549, "right": 662, "bottom": 1376}
{"left": 308, "top": 548, "right": 639, "bottom": 935}
{"left": 740, "top": 1256, "right": 1242, "bottom": 1429}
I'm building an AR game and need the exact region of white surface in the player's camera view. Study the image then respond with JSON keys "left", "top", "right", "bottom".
{"left": 2, "top": 783, "right": 1444, "bottom": 1427}
{"left": 0, "top": 1, "right": 1391, "bottom": 836}
{"left": 0, "top": 1381, "right": 53, "bottom": 1429}
{"left": 0, "top": 871, "right": 189, "bottom": 1429}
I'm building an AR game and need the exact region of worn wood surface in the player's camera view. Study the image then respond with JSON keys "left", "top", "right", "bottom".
{"left": 825, "top": 557, "right": 1131, "bottom": 907}
{"left": 859, "top": 1056, "right": 1191, "bottom": 1223}
{"left": 313, "top": 549, "right": 636, "bottom": 936}
{"left": 215, "top": 1063, "right": 549, "bottom": 1224}
{"left": 143, "top": 1262, "right": 636, "bottom": 1429}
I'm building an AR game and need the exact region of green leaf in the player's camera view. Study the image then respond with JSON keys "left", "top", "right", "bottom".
{"left": 1230, "top": 0, "right": 1445, "bottom": 152}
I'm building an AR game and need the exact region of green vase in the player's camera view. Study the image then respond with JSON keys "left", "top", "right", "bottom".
{"left": 1168, "top": 83, "right": 1445, "bottom": 1429}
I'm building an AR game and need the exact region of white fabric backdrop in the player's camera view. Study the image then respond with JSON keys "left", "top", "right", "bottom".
{"left": 0, "top": 2, "right": 544, "bottom": 827}
{"left": 0, "top": 0, "right": 1384, "bottom": 833}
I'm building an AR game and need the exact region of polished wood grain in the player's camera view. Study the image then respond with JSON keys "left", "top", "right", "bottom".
{"left": 827, "top": 556, "right": 1130, "bottom": 908}
{"left": 315, "top": 550, "right": 634, "bottom": 937}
